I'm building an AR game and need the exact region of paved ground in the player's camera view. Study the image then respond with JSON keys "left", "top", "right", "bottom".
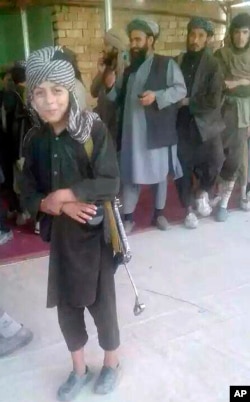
{"left": 1, "top": 210, "right": 250, "bottom": 402}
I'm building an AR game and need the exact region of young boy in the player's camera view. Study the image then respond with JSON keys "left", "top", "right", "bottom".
{"left": 21, "top": 46, "right": 121, "bottom": 400}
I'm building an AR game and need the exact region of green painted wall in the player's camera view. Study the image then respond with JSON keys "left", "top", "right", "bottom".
{"left": 0, "top": 6, "right": 54, "bottom": 66}
{"left": 27, "top": 7, "right": 54, "bottom": 52}
{"left": 0, "top": 9, "right": 24, "bottom": 64}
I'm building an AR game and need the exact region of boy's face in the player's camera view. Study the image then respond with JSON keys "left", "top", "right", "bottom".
{"left": 32, "top": 81, "right": 69, "bottom": 124}
{"left": 232, "top": 28, "right": 250, "bottom": 49}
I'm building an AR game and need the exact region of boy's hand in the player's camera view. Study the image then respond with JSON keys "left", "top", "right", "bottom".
{"left": 40, "top": 192, "right": 64, "bottom": 216}
{"left": 61, "top": 202, "right": 97, "bottom": 224}
{"left": 54, "top": 189, "right": 77, "bottom": 203}
{"left": 40, "top": 189, "right": 78, "bottom": 215}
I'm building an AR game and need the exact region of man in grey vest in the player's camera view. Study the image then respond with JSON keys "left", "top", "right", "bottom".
{"left": 175, "top": 17, "right": 225, "bottom": 229}
{"left": 104, "top": 17, "right": 186, "bottom": 234}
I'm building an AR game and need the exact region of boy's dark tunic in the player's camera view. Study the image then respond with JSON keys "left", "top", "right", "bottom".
{"left": 21, "top": 120, "right": 120, "bottom": 308}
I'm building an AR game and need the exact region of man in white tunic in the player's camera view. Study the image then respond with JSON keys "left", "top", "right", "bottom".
{"left": 105, "top": 17, "right": 187, "bottom": 234}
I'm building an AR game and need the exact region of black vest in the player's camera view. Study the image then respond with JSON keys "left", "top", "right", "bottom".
{"left": 144, "top": 54, "right": 178, "bottom": 149}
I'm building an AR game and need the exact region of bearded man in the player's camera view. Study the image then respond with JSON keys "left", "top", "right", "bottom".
{"left": 105, "top": 17, "right": 186, "bottom": 233}
{"left": 175, "top": 17, "right": 225, "bottom": 229}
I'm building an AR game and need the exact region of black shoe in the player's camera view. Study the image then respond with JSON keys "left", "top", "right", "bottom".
{"left": 57, "top": 367, "right": 93, "bottom": 401}
{"left": 93, "top": 365, "right": 121, "bottom": 395}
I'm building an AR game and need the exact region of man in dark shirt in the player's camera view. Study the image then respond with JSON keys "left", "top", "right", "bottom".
{"left": 176, "top": 17, "right": 225, "bottom": 229}
{"left": 1, "top": 64, "right": 31, "bottom": 226}
{"left": 22, "top": 46, "right": 121, "bottom": 400}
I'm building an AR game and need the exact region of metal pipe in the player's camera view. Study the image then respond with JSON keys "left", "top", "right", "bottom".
{"left": 104, "top": 0, "right": 112, "bottom": 31}
{"left": 20, "top": 8, "right": 30, "bottom": 60}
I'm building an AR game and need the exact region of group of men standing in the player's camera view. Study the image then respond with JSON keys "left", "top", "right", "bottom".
{"left": 92, "top": 13, "right": 250, "bottom": 232}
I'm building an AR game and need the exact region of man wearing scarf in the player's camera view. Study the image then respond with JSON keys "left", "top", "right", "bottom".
{"left": 105, "top": 17, "right": 186, "bottom": 234}
{"left": 91, "top": 28, "right": 128, "bottom": 145}
{"left": 175, "top": 17, "right": 225, "bottom": 229}
{"left": 21, "top": 46, "right": 121, "bottom": 400}
{"left": 215, "top": 13, "right": 250, "bottom": 221}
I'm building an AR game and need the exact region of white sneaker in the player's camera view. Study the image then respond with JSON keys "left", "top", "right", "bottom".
{"left": 196, "top": 192, "right": 212, "bottom": 217}
{"left": 0, "top": 230, "right": 13, "bottom": 245}
{"left": 124, "top": 221, "right": 135, "bottom": 235}
{"left": 184, "top": 212, "right": 199, "bottom": 229}
{"left": 16, "top": 213, "right": 28, "bottom": 226}
{"left": 210, "top": 195, "right": 222, "bottom": 208}
{"left": 240, "top": 199, "right": 250, "bottom": 212}
{"left": 34, "top": 221, "right": 40, "bottom": 235}
{"left": 24, "top": 210, "right": 31, "bottom": 220}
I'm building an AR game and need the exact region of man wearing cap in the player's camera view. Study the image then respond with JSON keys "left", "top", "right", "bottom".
{"left": 91, "top": 28, "right": 128, "bottom": 146}
{"left": 214, "top": 13, "right": 250, "bottom": 221}
{"left": 104, "top": 17, "right": 186, "bottom": 234}
{"left": 175, "top": 17, "right": 225, "bottom": 229}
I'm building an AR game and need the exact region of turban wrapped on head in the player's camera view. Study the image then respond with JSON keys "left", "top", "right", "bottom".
{"left": 26, "top": 46, "right": 99, "bottom": 144}
{"left": 127, "top": 17, "right": 160, "bottom": 39}
{"left": 187, "top": 17, "right": 214, "bottom": 37}
{"left": 104, "top": 28, "right": 128, "bottom": 51}
{"left": 26, "top": 46, "right": 76, "bottom": 93}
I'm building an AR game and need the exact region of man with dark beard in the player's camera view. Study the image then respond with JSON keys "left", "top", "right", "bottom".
{"left": 175, "top": 17, "right": 225, "bottom": 229}
{"left": 105, "top": 17, "right": 186, "bottom": 234}
{"left": 214, "top": 13, "right": 250, "bottom": 221}
{"left": 91, "top": 29, "right": 128, "bottom": 146}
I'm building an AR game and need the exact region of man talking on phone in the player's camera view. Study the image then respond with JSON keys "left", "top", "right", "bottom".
{"left": 104, "top": 17, "right": 186, "bottom": 233}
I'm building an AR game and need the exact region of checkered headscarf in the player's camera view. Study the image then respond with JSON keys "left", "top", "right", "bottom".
{"left": 26, "top": 46, "right": 99, "bottom": 144}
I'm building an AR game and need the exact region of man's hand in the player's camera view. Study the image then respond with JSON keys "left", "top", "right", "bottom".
{"left": 225, "top": 80, "right": 238, "bottom": 90}
{"left": 239, "top": 78, "right": 250, "bottom": 86}
{"left": 139, "top": 91, "right": 156, "bottom": 106}
{"left": 225, "top": 78, "right": 250, "bottom": 90}
{"left": 103, "top": 70, "right": 116, "bottom": 89}
{"left": 178, "top": 97, "right": 190, "bottom": 107}
{"left": 97, "top": 55, "right": 106, "bottom": 74}
{"left": 61, "top": 202, "right": 97, "bottom": 224}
